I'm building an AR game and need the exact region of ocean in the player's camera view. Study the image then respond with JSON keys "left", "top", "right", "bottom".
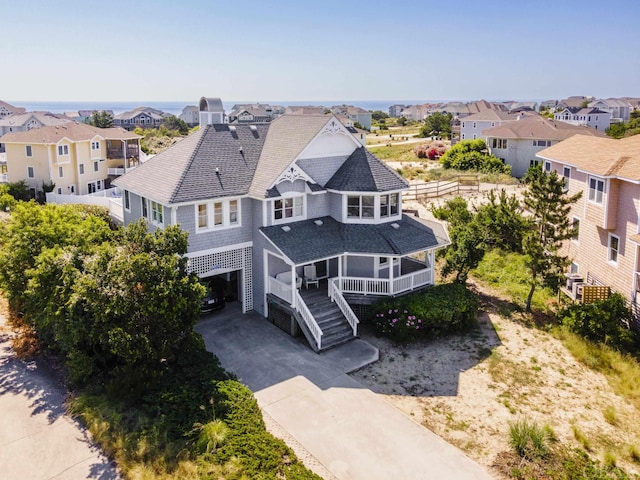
{"left": 9, "top": 100, "right": 434, "bottom": 117}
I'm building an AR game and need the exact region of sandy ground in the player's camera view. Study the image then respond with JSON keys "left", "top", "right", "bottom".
{"left": 350, "top": 285, "right": 640, "bottom": 478}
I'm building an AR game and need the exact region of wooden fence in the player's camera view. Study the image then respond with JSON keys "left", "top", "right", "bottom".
{"left": 403, "top": 175, "right": 479, "bottom": 201}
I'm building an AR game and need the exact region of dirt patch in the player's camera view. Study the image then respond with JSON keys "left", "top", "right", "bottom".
{"left": 350, "top": 288, "right": 640, "bottom": 478}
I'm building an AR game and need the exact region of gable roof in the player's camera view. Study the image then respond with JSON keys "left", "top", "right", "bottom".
{"left": 0, "top": 111, "right": 71, "bottom": 129}
{"left": 114, "top": 123, "right": 269, "bottom": 204}
{"left": 325, "top": 147, "right": 408, "bottom": 192}
{"left": 462, "top": 110, "right": 520, "bottom": 122}
{"left": 0, "top": 101, "right": 26, "bottom": 115}
{"left": 536, "top": 134, "right": 640, "bottom": 182}
{"left": 481, "top": 115, "right": 606, "bottom": 141}
{"left": 248, "top": 114, "right": 335, "bottom": 198}
{"left": 0, "top": 122, "right": 139, "bottom": 143}
{"left": 260, "top": 215, "right": 449, "bottom": 265}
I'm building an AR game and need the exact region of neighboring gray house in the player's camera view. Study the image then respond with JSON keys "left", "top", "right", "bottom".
{"left": 459, "top": 110, "right": 522, "bottom": 142}
{"left": 179, "top": 105, "right": 200, "bottom": 126}
{"left": 331, "top": 105, "right": 372, "bottom": 130}
{"left": 554, "top": 107, "right": 611, "bottom": 131}
{"left": 0, "top": 111, "right": 71, "bottom": 136}
{"left": 113, "top": 107, "right": 168, "bottom": 130}
{"left": 588, "top": 98, "right": 632, "bottom": 123}
{"left": 114, "top": 114, "right": 449, "bottom": 352}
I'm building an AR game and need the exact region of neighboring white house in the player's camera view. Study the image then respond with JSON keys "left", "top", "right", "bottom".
{"left": 331, "top": 105, "right": 372, "bottom": 130}
{"left": 554, "top": 107, "right": 611, "bottom": 131}
{"left": 113, "top": 107, "right": 169, "bottom": 130}
{"left": 389, "top": 104, "right": 407, "bottom": 117}
{"left": 459, "top": 110, "right": 522, "bottom": 141}
{"left": 179, "top": 105, "right": 199, "bottom": 126}
{"left": 589, "top": 98, "right": 632, "bottom": 123}
{"left": 482, "top": 116, "right": 606, "bottom": 177}
{"left": 401, "top": 105, "right": 429, "bottom": 121}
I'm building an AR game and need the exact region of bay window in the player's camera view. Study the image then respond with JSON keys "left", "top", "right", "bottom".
{"left": 347, "top": 195, "right": 374, "bottom": 219}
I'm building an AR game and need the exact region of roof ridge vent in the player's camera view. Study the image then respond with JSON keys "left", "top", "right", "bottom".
{"left": 229, "top": 125, "right": 236, "bottom": 132}
{"left": 250, "top": 125, "right": 257, "bottom": 131}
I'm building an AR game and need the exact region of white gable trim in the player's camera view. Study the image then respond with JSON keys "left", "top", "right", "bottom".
{"left": 273, "top": 164, "right": 314, "bottom": 185}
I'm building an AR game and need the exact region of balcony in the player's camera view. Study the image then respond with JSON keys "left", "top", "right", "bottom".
{"left": 107, "top": 148, "right": 140, "bottom": 160}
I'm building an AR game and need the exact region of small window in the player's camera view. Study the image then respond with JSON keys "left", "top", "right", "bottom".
{"left": 563, "top": 166, "right": 571, "bottom": 191}
{"left": 229, "top": 199, "right": 238, "bottom": 224}
{"left": 79, "top": 163, "right": 85, "bottom": 175}
{"left": 529, "top": 159, "right": 540, "bottom": 168}
{"left": 151, "top": 201, "right": 163, "bottom": 224}
{"left": 25, "top": 145, "right": 32, "bottom": 157}
{"left": 141, "top": 197, "right": 148, "bottom": 218}
{"left": 544, "top": 161, "right": 551, "bottom": 172}
{"left": 198, "top": 203, "right": 208, "bottom": 228}
{"left": 94, "top": 161, "right": 99, "bottom": 172}
{"left": 58, "top": 166, "right": 63, "bottom": 178}
{"left": 570, "top": 262, "right": 579, "bottom": 274}
{"left": 608, "top": 234, "right": 619, "bottom": 264}
{"left": 57, "top": 145, "right": 69, "bottom": 155}
{"left": 70, "top": 185, "right": 75, "bottom": 194}
{"left": 588, "top": 177, "right": 605, "bottom": 204}
{"left": 27, "top": 166, "right": 34, "bottom": 178}
{"left": 57, "top": 187, "right": 62, "bottom": 194}
{"left": 380, "top": 193, "right": 399, "bottom": 218}
{"left": 91, "top": 141, "right": 100, "bottom": 150}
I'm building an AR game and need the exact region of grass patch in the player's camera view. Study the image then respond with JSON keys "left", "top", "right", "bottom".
{"left": 628, "top": 445, "right": 640, "bottom": 463}
{"left": 472, "top": 249, "right": 555, "bottom": 313}
{"left": 509, "top": 418, "right": 551, "bottom": 459}
{"left": 572, "top": 424, "right": 592, "bottom": 451}
{"left": 368, "top": 143, "right": 424, "bottom": 162}
{"left": 603, "top": 405, "right": 618, "bottom": 426}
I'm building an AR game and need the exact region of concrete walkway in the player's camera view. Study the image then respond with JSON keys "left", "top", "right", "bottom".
{"left": 196, "top": 305, "right": 494, "bottom": 480}
{"left": 0, "top": 322, "right": 119, "bottom": 480}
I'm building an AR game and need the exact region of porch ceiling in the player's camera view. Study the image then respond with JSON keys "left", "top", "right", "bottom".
{"left": 260, "top": 215, "right": 449, "bottom": 265}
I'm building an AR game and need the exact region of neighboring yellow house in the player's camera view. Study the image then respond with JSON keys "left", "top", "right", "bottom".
{"left": 0, "top": 122, "right": 141, "bottom": 198}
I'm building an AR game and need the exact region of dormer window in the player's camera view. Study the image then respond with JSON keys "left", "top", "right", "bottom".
{"left": 274, "top": 196, "right": 304, "bottom": 222}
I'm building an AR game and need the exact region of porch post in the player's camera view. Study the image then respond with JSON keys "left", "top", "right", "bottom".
{"left": 122, "top": 140, "right": 127, "bottom": 172}
{"left": 338, "top": 255, "right": 343, "bottom": 288}
{"left": 428, "top": 251, "right": 434, "bottom": 284}
{"left": 389, "top": 256, "right": 394, "bottom": 294}
{"left": 290, "top": 263, "right": 297, "bottom": 308}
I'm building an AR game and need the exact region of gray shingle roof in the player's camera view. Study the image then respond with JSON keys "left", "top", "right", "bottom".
{"left": 114, "top": 124, "right": 268, "bottom": 204}
{"left": 325, "top": 147, "right": 408, "bottom": 192}
{"left": 260, "top": 215, "right": 449, "bottom": 265}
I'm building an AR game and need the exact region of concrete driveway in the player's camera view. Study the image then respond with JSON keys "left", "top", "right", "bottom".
{"left": 0, "top": 320, "right": 119, "bottom": 480}
{"left": 196, "top": 304, "right": 494, "bottom": 480}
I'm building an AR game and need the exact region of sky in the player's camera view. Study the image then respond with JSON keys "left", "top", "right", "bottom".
{"left": 4, "top": 0, "right": 640, "bottom": 103}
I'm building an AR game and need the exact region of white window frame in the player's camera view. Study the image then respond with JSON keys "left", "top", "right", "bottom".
{"left": 562, "top": 166, "right": 571, "bottom": 192}
{"left": 27, "top": 166, "right": 34, "bottom": 178}
{"left": 57, "top": 144, "right": 70, "bottom": 160}
{"left": 141, "top": 197, "right": 148, "bottom": 218}
{"left": 151, "top": 201, "right": 164, "bottom": 226}
{"left": 25, "top": 145, "right": 33, "bottom": 157}
{"left": 608, "top": 233, "right": 619, "bottom": 265}
{"left": 588, "top": 176, "right": 605, "bottom": 204}
{"left": 544, "top": 161, "right": 551, "bottom": 172}
{"left": 195, "top": 198, "right": 242, "bottom": 232}
{"left": 124, "top": 190, "right": 130, "bottom": 211}
{"left": 347, "top": 194, "right": 375, "bottom": 220}
{"left": 272, "top": 195, "right": 305, "bottom": 224}
{"left": 380, "top": 193, "right": 400, "bottom": 218}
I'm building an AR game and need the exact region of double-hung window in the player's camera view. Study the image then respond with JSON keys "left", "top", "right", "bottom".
{"left": 562, "top": 166, "right": 571, "bottom": 191}
{"left": 274, "top": 196, "right": 304, "bottom": 221}
{"left": 347, "top": 195, "right": 375, "bottom": 219}
{"left": 151, "top": 201, "right": 163, "bottom": 225}
{"left": 608, "top": 234, "right": 619, "bottom": 264}
{"left": 198, "top": 204, "right": 208, "bottom": 228}
{"left": 588, "top": 177, "right": 605, "bottom": 204}
{"left": 25, "top": 145, "right": 32, "bottom": 157}
{"left": 196, "top": 198, "right": 242, "bottom": 231}
{"left": 141, "top": 197, "right": 148, "bottom": 218}
{"left": 57, "top": 145, "right": 69, "bottom": 156}
{"left": 380, "top": 193, "right": 399, "bottom": 218}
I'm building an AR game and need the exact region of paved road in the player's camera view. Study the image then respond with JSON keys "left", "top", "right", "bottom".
{"left": 196, "top": 305, "right": 494, "bottom": 480}
{"left": 0, "top": 320, "right": 119, "bottom": 480}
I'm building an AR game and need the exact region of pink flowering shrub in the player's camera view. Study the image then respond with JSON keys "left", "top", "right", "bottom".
{"left": 372, "top": 283, "right": 479, "bottom": 342}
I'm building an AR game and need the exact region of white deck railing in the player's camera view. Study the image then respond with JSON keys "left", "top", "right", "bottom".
{"left": 338, "top": 268, "right": 432, "bottom": 296}
{"left": 294, "top": 291, "right": 323, "bottom": 349}
{"left": 329, "top": 278, "right": 359, "bottom": 335}
{"left": 267, "top": 276, "right": 293, "bottom": 304}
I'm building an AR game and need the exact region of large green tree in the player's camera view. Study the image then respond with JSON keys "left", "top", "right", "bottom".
{"left": 421, "top": 112, "right": 452, "bottom": 139}
{"left": 88, "top": 110, "right": 114, "bottom": 128}
{"left": 522, "top": 166, "right": 582, "bottom": 312}
{"left": 162, "top": 115, "right": 189, "bottom": 135}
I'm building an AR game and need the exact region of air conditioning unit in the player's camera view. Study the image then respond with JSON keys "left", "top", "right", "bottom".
{"left": 566, "top": 274, "right": 583, "bottom": 290}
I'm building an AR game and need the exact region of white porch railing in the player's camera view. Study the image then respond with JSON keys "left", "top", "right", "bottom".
{"left": 329, "top": 278, "right": 359, "bottom": 336}
{"left": 267, "top": 276, "right": 293, "bottom": 304}
{"left": 294, "top": 291, "right": 323, "bottom": 349}
{"left": 338, "top": 268, "right": 432, "bottom": 296}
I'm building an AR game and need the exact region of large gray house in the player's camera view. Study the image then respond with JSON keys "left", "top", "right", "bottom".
{"left": 114, "top": 112, "right": 449, "bottom": 351}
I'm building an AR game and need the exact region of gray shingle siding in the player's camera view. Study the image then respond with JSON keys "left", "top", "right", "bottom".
{"left": 329, "top": 192, "right": 343, "bottom": 221}
{"left": 346, "top": 255, "right": 374, "bottom": 277}
{"left": 307, "top": 192, "right": 330, "bottom": 219}
{"left": 297, "top": 155, "right": 349, "bottom": 186}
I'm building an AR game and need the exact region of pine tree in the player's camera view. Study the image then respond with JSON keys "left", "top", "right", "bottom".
{"left": 522, "top": 166, "right": 582, "bottom": 312}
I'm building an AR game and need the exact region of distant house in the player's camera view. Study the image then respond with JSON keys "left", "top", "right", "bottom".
{"left": 557, "top": 96, "right": 593, "bottom": 109}
{"left": 335, "top": 114, "right": 367, "bottom": 146}
{"left": 179, "top": 105, "right": 200, "bottom": 126}
{"left": 330, "top": 105, "right": 372, "bottom": 130}
{"left": 482, "top": 116, "right": 605, "bottom": 177}
{"left": 536, "top": 134, "right": 640, "bottom": 321}
{"left": 401, "top": 105, "right": 429, "bottom": 121}
{"left": 389, "top": 104, "right": 406, "bottom": 117}
{"left": 113, "top": 107, "right": 169, "bottom": 130}
{"left": 0, "top": 111, "right": 71, "bottom": 136}
{"left": 0, "top": 100, "right": 26, "bottom": 118}
{"left": 114, "top": 113, "right": 449, "bottom": 352}
{"left": 588, "top": 98, "right": 632, "bottom": 123}
{"left": 459, "top": 110, "right": 523, "bottom": 142}
{"left": 0, "top": 122, "right": 140, "bottom": 197}
{"left": 229, "top": 104, "right": 271, "bottom": 124}
{"left": 64, "top": 110, "right": 115, "bottom": 124}
{"left": 554, "top": 107, "right": 611, "bottom": 131}
{"left": 285, "top": 105, "right": 327, "bottom": 116}
{"left": 508, "top": 101, "right": 538, "bottom": 112}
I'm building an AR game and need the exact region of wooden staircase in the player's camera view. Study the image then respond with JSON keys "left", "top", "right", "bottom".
{"left": 297, "top": 287, "right": 355, "bottom": 352}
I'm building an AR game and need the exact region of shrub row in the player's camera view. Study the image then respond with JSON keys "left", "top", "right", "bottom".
{"left": 372, "top": 283, "right": 479, "bottom": 342}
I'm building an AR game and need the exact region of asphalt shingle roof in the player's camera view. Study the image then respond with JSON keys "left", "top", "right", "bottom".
{"left": 114, "top": 124, "right": 269, "bottom": 203}
{"left": 325, "top": 147, "right": 408, "bottom": 192}
{"left": 260, "top": 215, "right": 449, "bottom": 265}
{"left": 0, "top": 122, "right": 139, "bottom": 143}
{"left": 481, "top": 115, "right": 606, "bottom": 141}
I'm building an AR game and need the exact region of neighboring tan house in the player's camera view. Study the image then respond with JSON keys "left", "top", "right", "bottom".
{"left": 0, "top": 100, "right": 26, "bottom": 118}
{"left": 114, "top": 114, "right": 449, "bottom": 352}
{"left": 536, "top": 134, "right": 640, "bottom": 322}
{"left": 331, "top": 105, "right": 372, "bottom": 130}
{"left": 459, "top": 110, "right": 523, "bottom": 142}
{"left": 588, "top": 98, "right": 632, "bottom": 123}
{"left": 554, "top": 107, "right": 611, "bottom": 131}
{"left": 113, "top": 107, "right": 168, "bottom": 130}
{"left": 0, "top": 111, "right": 71, "bottom": 136}
{"left": 483, "top": 116, "right": 606, "bottom": 177}
{"left": 0, "top": 122, "right": 141, "bottom": 198}
{"left": 179, "top": 105, "right": 200, "bottom": 126}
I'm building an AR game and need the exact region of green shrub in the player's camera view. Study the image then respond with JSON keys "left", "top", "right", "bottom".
{"left": 509, "top": 418, "right": 551, "bottom": 459}
{"left": 557, "top": 293, "right": 639, "bottom": 354}
{"left": 372, "top": 283, "right": 479, "bottom": 342}
{"left": 439, "top": 139, "right": 511, "bottom": 174}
